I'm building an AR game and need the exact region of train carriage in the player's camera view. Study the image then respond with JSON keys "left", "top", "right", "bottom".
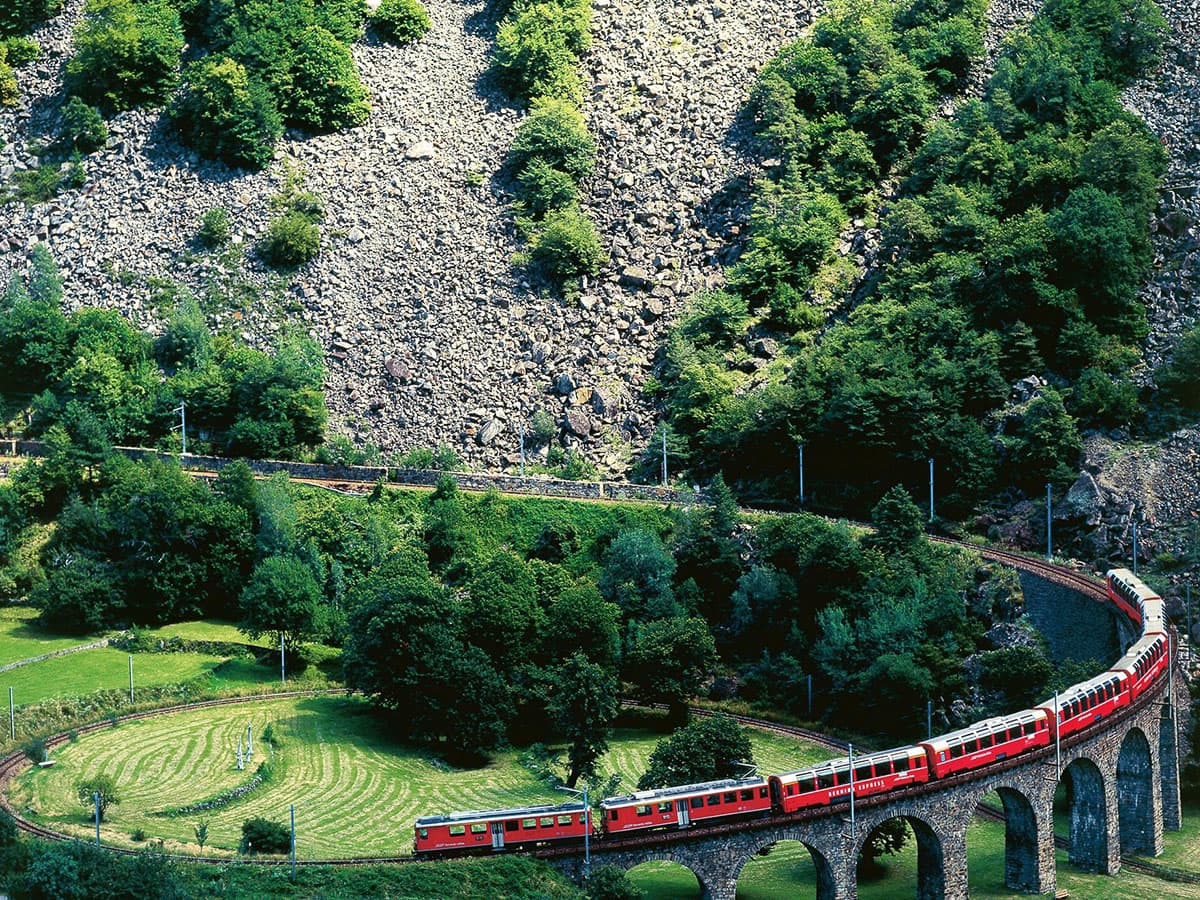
{"left": 1107, "top": 568, "right": 1164, "bottom": 630}
{"left": 601, "top": 777, "right": 771, "bottom": 834}
{"left": 1111, "top": 631, "right": 1169, "bottom": 701}
{"left": 414, "top": 801, "right": 590, "bottom": 855}
{"left": 1038, "top": 669, "right": 1130, "bottom": 741}
{"left": 920, "top": 710, "right": 1049, "bottom": 779}
{"left": 770, "top": 745, "right": 929, "bottom": 815}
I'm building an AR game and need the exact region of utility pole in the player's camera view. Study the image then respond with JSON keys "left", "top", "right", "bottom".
{"left": 290, "top": 804, "right": 297, "bottom": 882}
{"left": 798, "top": 443, "right": 805, "bottom": 505}
{"left": 129, "top": 655, "right": 134, "bottom": 704}
{"left": 847, "top": 743, "right": 855, "bottom": 838}
{"left": 8, "top": 687, "right": 13, "bottom": 741}
{"left": 1133, "top": 521, "right": 1139, "bottom": 576}
{"left": 94, "top": 793, "right": 101, "bottom": 846}
{"left": 927, "top": 700, "right": 932, "bottom": 740}
{"left": 1188, "top": 583, "right": 1192, "bottom": 664}
{"left": 661, "top": 429, "right": 668, "bottom": 487}
{"left": 518, "top": 419, "right": 525, "bottom": 478}
{"left": 928, "top": 457, "right": 934, "bottom": 522}
{"left": 1046, "top": 483, "right": 1052, "bottom": 561}
{"left": 280, "top": 633, "right": 286, "bottom": 686}
{"left": 174, "top": 401, "right": 187, "bottom": 456}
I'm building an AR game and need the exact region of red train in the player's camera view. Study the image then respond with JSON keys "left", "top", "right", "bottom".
{"left": 414, "top": 569, "right": 1171, "bottom": 856}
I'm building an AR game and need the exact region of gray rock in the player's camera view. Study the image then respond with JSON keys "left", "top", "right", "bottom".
{"left": 477, "top": 418, "right": 503, "bottom": 446}
{"left": 619, "top": 266, "right": 655, "bottom": 290}
{"left": 405, "top": 141, "right": 436, "bottom": 160}
{"left": 564, "top": 408, "right": 592, "bottom": 437}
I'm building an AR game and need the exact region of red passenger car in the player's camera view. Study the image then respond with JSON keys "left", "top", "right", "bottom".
{"left": 770, "top": 745, "right": 929, "bottom": 815}
{"left": 1107, "top": 568, "right": 1162, "bottom": 629}
{"left": 919, "top": 710, "right": 1049, "bottom": 779}
{"left": 1111, "top": 632, "right": 1169, "bottom": 701}
{"left": 1038, "top": 670, "right": 1130, "bottom": 741}
{"left": 601, "top": 777, "right": 771, "bottom": 834}
{"left": 414, "top": 802, "right": 590, "bottom": 855}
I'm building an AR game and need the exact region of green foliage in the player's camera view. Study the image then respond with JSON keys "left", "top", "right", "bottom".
{"left": 598, "top": 529, "right": 676, "bottom": 621}
{"left": 868, "top": 484, "right": 925, "bottom": 551}
{"left": 258, "top": 210, "right": 320, "bottom": 267}
{"left": 4, "top": 35, "right": 41, "bottom": 64}
{"left": 1157, "top": 325, "right": 1200, "bottom": 412}
{"left": 170, "top": 55, "right": 282, "bottom": 169}
{"left": 370, "top": 0, "right": 428, "bottom": 44}
{"left": 547, "top": 652, "right": 619, "bottom": 786}
{"left": 239, "top": 816, "right": 290, "bottom": 854}
{"left": 65, "top": 0, "right": 183, "bottom": 111}
{"left": 23, "top": 736, "right": 48, "bottom": 763}
{"left": 527, "top": 206, "right": 602, "bottom": 279}
{"left": 624, "top": 616, "right": 718, "bottom": 721}
{"left": 510, "top": 97, "right": 595, "bottom": 182}
{"left": 516, "top": 157, "right": 578, "bottom": 216}
{"left": 238, "top": 554, "right": 323, "bottom": 647}
{"left": 528, "top": 408, "right": 557, "bottom": 446}
{"left": 398, "top": 444, "right": 463, "bottom": 470}
{"left": 493, "top": 0, "right": 589, "bottom": 104}
{"left": 197, "top": 206, "right": 231, "bottom": 248}
{"left": 637, "top": 714, "right": 754, "bottom": 789}
{"left": 978, "top": 643, "right": 1054, "bottom": 709}
{"left": 587, "top": 865, "right": 644, "bottom": 900}
{"left": 76, "top": 774, "right": 120, "bottom": 821}
{"left": 0, "top": 51, "right": 16, "bottom": 107}
{"left": 285, "top": 25, "right": 369, "bottom": 131}
{"left": 58, "top": 96, "right": 108, "bottom": 152}
{"left": 1, "top": 0, "right": 61, "bottom": 38}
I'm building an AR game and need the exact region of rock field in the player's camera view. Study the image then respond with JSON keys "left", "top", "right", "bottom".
{"left": 0, "top": 0, "right": 1196, "bottom": 504}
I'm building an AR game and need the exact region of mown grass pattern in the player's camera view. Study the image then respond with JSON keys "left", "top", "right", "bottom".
{"left": 11, "top": 696, "right": 833, "bottom": 859}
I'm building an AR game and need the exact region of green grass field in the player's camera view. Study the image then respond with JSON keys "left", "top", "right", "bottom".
{"left": 0, "top": 606, "right": 100, "bottom": 666}
{"left": 7, "top": 695, "right": 831, "bottom": 859}
{"left": 138, "top": 619, "right": 269, "bottom": 648}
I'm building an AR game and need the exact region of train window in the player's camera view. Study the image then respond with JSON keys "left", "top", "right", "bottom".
{"left": 524, "top": 818, "right": 538, "bottom": 828}
{"left": 580, "top": 814, "right": 588, "bottom": 824}
{"left": 635, "top": 806, "right": 652, "bottom": 817}
{"left": 419, "top": 829, "right": 428, "bottom": 840}
{"left": 558, "top": 815, "right": 573, "bottom": 826}
{"left": 658, "top": 802, "right": 672, "bottom": 813}
{"left": 540, "top": 817, "right": 555, "bottom": 828}
{"left": 724, "top": 792, "right": 738, "bottom": 803}
{"left": 505, "top": 821, "right": 519, "bottom": 832}
{"left": 707, "top": 795, "right": 721, "bottom": 806}
{"left": 470, "top": 823, "right": 487, "bottom": 834}
{"left": 786, "top": 784, "right": 795, "bottom": 796}
{"left": 740, "top": 790, "right": 754, "bottom": 801}
{"left": 818, "top": 773, "right": 835, "bottom": 789}
{"left": 895, "top": 756, "right": 909, "bottom": 773}
{"left": 691, "top": 797, "right": 704, "bottom": 809}
{"left": 950, "top": 744, "right": 962, "bottom": 759}
{"left": 449, "top": 825, "right": 465, "bottom": 836}
{"left": 608, "top": 811, "right": 618, "bottom": 822}
{"left": 855, "top": 766, "right": 872, "bottom": 781}
{"left": 760, "top": 787, "right": 769, "bottom": 798}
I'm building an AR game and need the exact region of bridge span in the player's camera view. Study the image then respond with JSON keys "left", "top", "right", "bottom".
{"left": 544, "top": 559, "right": 1189, "bottom": 900}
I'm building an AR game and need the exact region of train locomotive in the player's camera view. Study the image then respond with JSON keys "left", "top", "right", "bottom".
{"left": 414, "top": 568, "right": 1170, "bottom": 855}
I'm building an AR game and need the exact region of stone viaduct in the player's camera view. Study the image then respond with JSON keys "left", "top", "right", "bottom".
{"left": 547, "top": 568, "right": 1191, "bottom": 899}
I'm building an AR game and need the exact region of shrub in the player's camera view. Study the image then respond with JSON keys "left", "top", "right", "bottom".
{"left": 528, "top": 408, "right": 557, "bottom": 445}
{"left": 528, "top": 206, "right": 602, "bottom": 280}
{"left": 240, "top": 816, "right": 290, "bottom": 854}
{"left": 23, "top": 737, "right": 48, "bottom": 763}
{"left": 493, "top": 0, "right": 588, "bottom": 104}
{"left": 587, "top": 865, "right": 643, "bottom": 900}
{"left": 65, "top": 0, "right": 183, "bottom": 111}
{"left": 59, "top": 95, "right": 108, "bottom": 152}
{"left": 516, "top": 157, "right": 577, "bottom": 216}
{"left": 3, "top": 36, "right": 40, "bottom": 65}
{"left": 131, "top": 827, "right": 147, "bottom": 841}
{"left": 198, "top": 206, "right": 231, "bottom": 247}
{"left": 371, "top": 0, "right": 429, "bottom": 44}
{"left": 0, "top": 0, "right": 62, "bottom": 38}
{"left": 259, "top": 211, "right": 320, "bottom": 267}
{"left": 170, "top": 55, "right": 282, "bottom": 169}
{"left": 509, "top": 96, "right": 595, "bottom": 181}
{"left": 285, "top": 25, "right": 369, "bottom": 131}
{"left": 0, "top": 54, "right": 15, "bottom": 107}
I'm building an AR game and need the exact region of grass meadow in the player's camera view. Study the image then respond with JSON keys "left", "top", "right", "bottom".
{"left": 8, "top": 695, "right": 832, "bottom": 859}
{"left": 0, "top": 606, "right": 98, "bottom": 666}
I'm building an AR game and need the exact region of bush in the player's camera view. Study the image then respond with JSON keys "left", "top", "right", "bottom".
{"left": 23, "top": 737, "right": 48, "bottom": 763}
{"left": 371, "top": 0, "right": 429, "bottom": 44}
{"left": 59, "top": 95, "right": 108, "bottom": 152}
{"left": 285, "top": 25, "right": 369, "bottom": 132}
{"left": 240, "top": 816, "right": 290, "bottom": 854}
{"left": 0, "top": 0, "right": 62, "bottom": 38}
{"left": 528, "top": 206, "right": 602, "bottom": 280}
{"left": 588, "top": 865, "right": 643, "bottom": 900}
{"left": 65, "top": 0, "right": 183, "bottom": 111}
{"left": 516, "top": 156, "right": 577, "bottom": 216}
{"left": 528, "top": 408, "right": 557, "bottom": 445}
{"left": 198, "top": 206, "right": 231, "bottom": 247}
{"left": 0, "top": 54, "right": 15, "bottom": 107}
{"left": 258, "top": 211, "right": 321, "bottom": 267}
{"left": 493, "top": 0, "right": 588, "bottom": 103}
{"left": 170, "top": 55, "right": 281, "bottom": 169}
{"left": 509, "top": 96, "right": 595, "bottom": 181}
{"left": 3, "top": 36, "right": 40, "bottom": 65}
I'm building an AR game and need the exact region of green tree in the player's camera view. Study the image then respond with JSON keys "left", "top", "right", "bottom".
{"left": 285, "top": 24, "right": 369, "bottom": 131}
{"left": 598, "top": 529, "right": 676, "bottom": 621}
{"left": 547, "top": 652, "right": 619, "bottom": 787}
{"left": 624, "top": 616, "right": 718, "bottom": 722}
{"left": 637, "top": 714, "right": 754, "bottom": 789}
{"left": 542, "top": 582, "right": 620, "bottom": 668}
{"left": 76, "top": 775, "right": 119, "bottom": 822}
{"left": 509, "top": 96, "right": 595, "bottom": 181}
{"left": 170, "top": 54, "right": 282, "bottom": 168}
{"left": 240, "top": 817, "right": 290, "bottom": 854}
{"left": 1010, "top": 387, "right": 1081, "bottom": 490}
{"left": 868, "top": 485, "right": 925, "bottom": 551}
{"left": 464, "top": 551, "right": 543, "bottom": 673}
{"left": 238, "top": 554, "right": 322, "bottom": 648}
{"left": 65, "top": 0, "right": 183, "bottom": 111}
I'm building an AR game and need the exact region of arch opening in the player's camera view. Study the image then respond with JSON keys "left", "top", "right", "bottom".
{"left": 855, "top": 815, "right": 943, "bottom": 900}
{"left": 625, "top": 859, "right": 702, "bottom": 899}
{"left": 1117, "top": 727, "right": 1159, "bottom": 856}
{"left": 734, "top": 839, "right": 832, "bottom": 900}
{"left": 1056, "top": 757, "right": 1108, "bottom": 872}
{"left": 967, "top": 788, "right": 1047, "bottom": 896}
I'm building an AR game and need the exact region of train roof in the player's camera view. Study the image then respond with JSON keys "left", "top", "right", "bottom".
{"left": 1112, "top": 631, "right": 1168, "bottom": 664}
{"left": 921, "top": 709, "right": 1046, "bottom": 751}
{"left": 773, "top": 745, "right": 923, "bottom": 782}
{"left": 1038, "top": 669, "right": 1126, "bottom": 710}
{"left": 415, "top": 801, "right": 585, "bottom": 827}
{"left": 1107, "top": 568, "right": 1161, "bottom": 600}
{"left": 600, "top": 776, "right": 766, "bottom": 807}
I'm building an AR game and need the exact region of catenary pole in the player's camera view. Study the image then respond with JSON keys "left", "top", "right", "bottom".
{"left": 661, "top": 430, "right": 668, "bottom": 486}
{"left": 290, "top": 804, "right": 297, "bottom": 881}
{"left": 8, "top": 687, "right": 13, "bottom": 741}
{"left": 798, "top": 443, "right": 804, "bottom": 505}
{"left": 928, "top": 458, "right": 934, "bottom": 522}
{"left": 848, "top": 743, "right": 855, "bottom": 838}
{"left": 1133, "top": 522, "right": 1139, "bottom": 576}
{"left": 129, "top": 654, "right": 134, "bottom": 704}
{"left": 94, "top": 792, "right": 101, "bottom": 846}
{"left": 281, "top": 633, "right": 286, "bottom": 685}
{"left": 1046, "top": 483, "right": 1052, "bottom": 560}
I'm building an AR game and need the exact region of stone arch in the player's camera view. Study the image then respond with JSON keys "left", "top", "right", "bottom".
{"left": 732, "top": 836, "right": 838, "bottom": 900}
{"left": 1059, "top": 756, "right": 1108, "bottom": 871}
{"left": 1159, "top": 690, "right": 1182, "bottom": 831}
{"left": 855, "top": 813, "right": 946, "bottom": 900}
{"left": 623, "top": 855, "right": 705, "bottom": 898}
{"left": 1116, "top": 726, "right": 1159, "bottom": 855}
{"left": 991, "top": 784, "right": 1046, "bottom": 892}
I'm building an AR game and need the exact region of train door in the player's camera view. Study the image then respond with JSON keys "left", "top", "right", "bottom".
{"left": 491, "top": 822, "right": 504, "bottom": 850}
{"left": 676, "top": 799, "right": 691, "bottom": 827}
